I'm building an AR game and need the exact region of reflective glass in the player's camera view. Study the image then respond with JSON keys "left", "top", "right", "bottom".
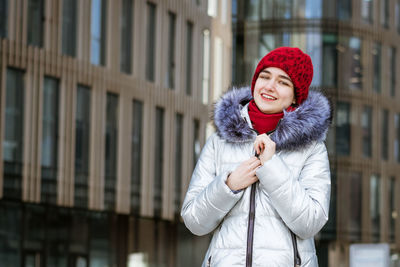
{"left": 175, "top": 114, "right": 183, "bottom": 215}
{"left": 372, "top": 42, "right": 381, "bottom": 93}
{"left": 397, "top": 1, "right": 400, "bottom": 33}
{"left": 0, "top": 0, "right": 8, "bottom": 38}
{"left": 166, "top": 12, "right": 176, "bottom": 89}
{"left": 370, "top": 174, "right": 380, "bottom": 242}
{"left": 337, "top": 0, "right": 352, "bottom": 21}
{"left": 382, "top": 109, "right": 388, "bottom": 160}
{"left": 27, "top": 0, "right": 44, "bottom": 47}
{"left": 193, "top": 119, "right": 200, "bottom": 169}
{"left": 362, "top": 106, "right": 372, "bottom": 157}
{"left": 90, "top": 0, "right": 107, "bottom": 65}
{"left": 120, "top": 0, "right": 133, "bottom": 73}
{"left": 390, "top": 47, "right": 396, "bottom": 97}
{"left": 340, "top": 37, "right": 362, "bottom": 90}
{"left": 41, "top": 77, "right": 59, "bottom": 204}
{"left": 104, "top": 93, "right": 119, "bottom": 211}
{"left": 154, "top": 107, "right": 164, "bottom": 217}
{"left": 322, "top": 34, "right": 338, "bottom": 87}
{"left": 3, "top": 68, "right": 25, "bottom": 200}
{"left": 389, "top": 177, "right": 396, "bottom": 242}
{"left": 348, "top": 172, "right": 362, "bottom": 241}
{"left": 361, "top": 0, "right": 373, "bottom": 23}
{"left": 0, "top": 202, "right": 22, "bottom": 266}
{"left": 336, "top": 102, "right": 351, "bottom": 156}
{"left": 131, "top": 100, "right": 143, "bottom": 214}
{"left": 381, "top": 0, "right": 389, "bottom": 28}
{"left": 75, "top": 85, "right": 91, "bottom": 208}
{"left": 146, "top": 2, "right": 156, "bottom": 81}
{"left": 395, "top": 114, "right": 400, "bottom": 163}
{"left": 62, "top": 0, "right": 77, "bottom": 56}
{"left": 186, "top": 21, "right": 193, "bottom": 95}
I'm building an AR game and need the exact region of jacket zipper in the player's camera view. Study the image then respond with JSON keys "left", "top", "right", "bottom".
{"left": 245, "top": 121, "right": 301, "bottom": 267}
{"left": 290, "top": 231, "right": 301, "bottom": 267}
{"left": 245, "top": 183, "right": 257, "bottom": 267}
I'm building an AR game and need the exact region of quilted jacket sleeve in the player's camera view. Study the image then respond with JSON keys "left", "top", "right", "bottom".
{"left": 256, "top": 141, "right": 331, "bottom": 240}
{"left": 181, "top": 134, "right": 244, "bottom": 236}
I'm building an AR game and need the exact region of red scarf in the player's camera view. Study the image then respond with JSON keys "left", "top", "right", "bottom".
{"left": 248, "top": 100, "right": 284, "bottom": 134}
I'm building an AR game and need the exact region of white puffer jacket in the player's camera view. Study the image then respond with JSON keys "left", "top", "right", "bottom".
{"left": 181, "top": 87, "right": 332, "bottom": 267}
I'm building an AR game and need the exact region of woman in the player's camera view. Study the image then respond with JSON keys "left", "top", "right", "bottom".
{"left": 181, "top": 47, "right": 332, "bottom": 267}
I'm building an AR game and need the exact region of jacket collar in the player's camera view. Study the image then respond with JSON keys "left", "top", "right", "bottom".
{"left": 212, "top": 87, "right": 332, "bottom": 151}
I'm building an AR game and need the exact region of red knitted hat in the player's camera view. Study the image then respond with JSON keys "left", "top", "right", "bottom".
{"left": 251, "top": 47, "right": 313, "bottom": 106}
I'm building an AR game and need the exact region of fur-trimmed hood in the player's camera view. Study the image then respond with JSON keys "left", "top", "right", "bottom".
{"left": 213, "top": 87, "right": 332, "bottom": 151}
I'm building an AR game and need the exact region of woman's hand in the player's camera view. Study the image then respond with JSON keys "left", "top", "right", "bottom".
{"left": 226, "top": 157, "right": 261, "bottom": 191}
{"left": 254, "top": 133, "right": 276, "bottom": 164}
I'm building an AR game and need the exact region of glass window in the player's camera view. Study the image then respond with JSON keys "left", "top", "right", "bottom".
{"left": 165, "top": 12, "right": 176, "bottom": 89}
{"left": 389, "top": 177, "right": 396, "bottom": 243}
{"left": 362, "top": 106, "right": 372, "bottom": 157}
{"left": 174, "top": 114, "right": 183, "bottom": 215}
{"left": 0, "top": 0, "right": 8, "bottom": 38}
{"left": 395, "top": 114, "right": 400, "bottom": 163}
{"left": 27, "top": 0, "right": 44, "bottom": 47}
{"left": 3, "top": 68, "right": 25, "bottom": 200}
{"left": 146, "top": 2, "right": 156, "bottom": 82}
{"left": 62, "top": 0, "right": 77, "bottom": 56}
{"left": 207, "top": 0, "right": 217, "bottom": 17}
{"left": 337, "top": 0, "right": 352, "bottom": 20}
{"left": 381, "top": 0, "right": 389, "bottom": 28}
{"left": 193, "top": 119, "right": 200, "bottom": 169}
{"left": 90, "top": 0, "right": 107, "bottom": 65}
{"left": 154, "top": 107, "right": 164, "bottom": 218}
{"left": 348, "top": 172, "right": 362, "bottom": 241}
{"left": 396, "top": 0, "right": 400, "bottom": 34}
{"left": 0, "top": 202, "right": 22, "bottom": 266}
{"left": 336, "top": 102, "right": 351, "bottom": 156}
{"left": 361, "top": 0, "right": 373, "bottom": 23}
{"left": 303, "top": 0, "right": 322, "bottom": 18}
{"left": 74, "top": 85, "right": 91, "bottom": 208}
{"left": 104, "top": 93, "right": 119, "bottom": 211}
{"left": 120, "top": 0, "right": 133, "bottom": 73}
{"left": 370, "top": 174, "right": 380, "bottom": 242}
{"left": 390, "top": 47, "right": 396, "bottom": 97}
{"left": 41, "top": 77, "right": 59, "bottom": 204}
{"left": 186, "top": 21, "right": 193, "bottom": 96}
{"left": 131, "top": 100, "right": 143, "bottom": 214}
{"left": 372, "top": 42, "right": 381, "bottom": 93}
{"left": 322, "top": 34, "right": 338, "bottom": 87}
{"left": 382, "top": 109, "right": 389, "bottom": 160}
{"left": 202, "top": 29, "right": 210, "bottom": 105}
{"left": 341, "top": 37, "right": 362, "bottom": 90}
{"left": 306, "top": 33, "right": 322, "bottom": 86}
{"left": 90, "top": 213, "right": 111, "bottom": 267}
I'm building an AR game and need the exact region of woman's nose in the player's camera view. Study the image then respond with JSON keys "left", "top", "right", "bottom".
{"left": 264, "top": 79, "right": 277, "bottom": 90}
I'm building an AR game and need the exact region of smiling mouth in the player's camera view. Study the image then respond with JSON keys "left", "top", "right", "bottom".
{"left": 261, "top": 94, "right": 277, "bottom": 100}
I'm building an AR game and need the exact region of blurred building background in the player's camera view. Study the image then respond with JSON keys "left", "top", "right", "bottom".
{"left": 0, "top": 0, "right": 231, "bottom": 266}
{"left": 0, "top": 0, "right": 400, "bottom": 267}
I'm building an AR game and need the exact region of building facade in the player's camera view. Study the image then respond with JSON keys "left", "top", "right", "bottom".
{"left": 232, "top": 0, "right": 400, "bottom": 266}
{"left": 0, "top": 0, "right": 232, "bottom": 266}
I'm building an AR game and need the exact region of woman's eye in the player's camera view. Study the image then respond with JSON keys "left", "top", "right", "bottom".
{"left": 279, "top": 81, "right": 288, "bottom": 86}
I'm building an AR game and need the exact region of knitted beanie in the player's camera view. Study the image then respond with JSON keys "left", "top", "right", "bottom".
{"left": 251, "top": 47, "right": 313, "bottom": 106}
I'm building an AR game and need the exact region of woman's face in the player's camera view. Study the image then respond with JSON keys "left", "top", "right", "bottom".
{"left": 253, "top": 67, "right": 295, "bottom": 114}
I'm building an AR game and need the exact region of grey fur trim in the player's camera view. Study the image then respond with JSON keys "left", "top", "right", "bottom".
{"left": 212, "top": 87, "right": 332, "bottom": 151}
